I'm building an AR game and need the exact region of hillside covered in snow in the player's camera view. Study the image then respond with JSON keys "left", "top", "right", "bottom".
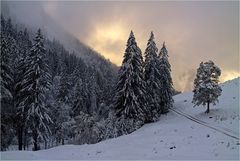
{"left": 1, "top": 77, "right": 239, "bottom": 160}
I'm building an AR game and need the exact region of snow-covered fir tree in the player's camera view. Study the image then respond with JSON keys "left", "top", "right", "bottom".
{"left": 52, "top": 74, "right": 71, "bottom": 146}
{"left": 52, "top": 101, "right": 71, "bottom": 146}
{"left": 0, "top": 24, "right": 12, "bottom": 100}
{"left": 70, "top": 111, "right": 105, "bottom": 144}
{"left": 0, "top": 16, "right": 14, "bottom": 151}
{"left": 57, "top": 72, "right": 71, "bottom": 104}
{"left": 113, "top": 31, "right": 147, "bottom": 122}
{"left": 6, "top": 27, "right": 33, "bottom": 151}
{"left": 192, "top": 61, "right": 222, "bottom": 113}
{"left": 104, "top": 110, "right": 119, "bottom": 139}
{"left": 158, "top": 42, "right": 174, "bottom": 113}
{"left": 71, "top": 79, "right": 89, "bottom": 116}
{"left": 88, "top": 68, "right": 99, "bottom": 115}
{"left": 144, "top": 32, "right": 161, "bottom": 121}
{"left": 20, "top": 29, "right": 52, "bottom": 151}
{"left": 11, "top": 31, "right": 28, "bottom": 151}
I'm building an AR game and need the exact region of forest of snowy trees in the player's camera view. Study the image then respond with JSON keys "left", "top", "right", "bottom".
{"left": 0, "top": 15, "right": 118, "bottom": 151}
{"left": 1, "top": 15, "right": 180, "bottom": 151}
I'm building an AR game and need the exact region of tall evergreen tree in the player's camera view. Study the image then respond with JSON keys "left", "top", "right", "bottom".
{"left": 1, "top": 17, "right": 15, "bottom": 100}
{"left": 88, "top": 68, "right": 98, "bottom": 115}
{"left": 0, "top": 16, "right": 14, "bottom": 151}
{"left": 20, "top": 29, "right": 52, "bottom": 151}
{"left": 113, "top": 31, "right": 147, "bottom": 121}
{"left": 158, "top": 42, "right": 174, "bottom": 113}
{"left": 192, "top": 61, "right": 222, "bottom": 113}
{"left": 72, "top": 79, "right": 89, "bottom": 116}
{"left": 57, "top": 72, "right": 71, "bottom": 104}
{"left": 69, "top": 62, "right": 90, "bottom": 115}
{"left": 11, "top": 32, "right": 24, "bottom": 150}
{"left": 0, "top": 27, "right": 12, "bottom": 100}
{"left": 11, "top": 29, "right": 32, "bottom": 150}
{"left": 144, "top": 32, "right": 161, "bottom": 121}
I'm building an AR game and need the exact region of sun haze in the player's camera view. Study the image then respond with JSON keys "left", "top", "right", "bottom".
{"left": 8, "top": 1, "right": 240, "bottom": 91}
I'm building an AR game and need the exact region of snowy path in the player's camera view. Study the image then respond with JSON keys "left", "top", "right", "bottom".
{"left": 170, "top": 107, "right": 239, "bottom": 140}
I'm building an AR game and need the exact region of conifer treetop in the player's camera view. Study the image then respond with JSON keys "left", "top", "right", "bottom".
{"left": 159, "top": 41, "right": 168, "bottom": 58}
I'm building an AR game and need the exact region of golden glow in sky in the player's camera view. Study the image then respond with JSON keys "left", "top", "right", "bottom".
{"left": 86, "top": 22, "right": 128, "bottom": 65}
{"left": 220, "top": 71, "right": 240, "bottom": 83}
{"left": 41, "top": 1, "right": 239, "bottom": 91}
{"left": 95, "top": 24, "right": 124, "bottom": 42}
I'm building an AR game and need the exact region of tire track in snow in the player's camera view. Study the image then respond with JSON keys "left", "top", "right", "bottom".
{"left": 169, "top": 108, "right": 239, "bottom": 140}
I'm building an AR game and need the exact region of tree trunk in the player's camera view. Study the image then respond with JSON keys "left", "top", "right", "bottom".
{"left": 206, "top": 101, "right": 210, "bottom": 113}
{"left": 23, "top": 129, "right": 27, "bottom": 150}
{"left": 62, "top": 138, "right": 64, "bottom": 145}
{"left": 18, "top": 127, "right": 23, "bottom": 150}
{"left": 45, "top": 139, "right": 47, "bottom": 149}
{"left": 33, "top": 141, "right": 38, "bottom": 151}
{"left": 26, "top": 140, "right": 28, "bottom": 150}
{"left": 33, "top": 130, "right": 39, "bottom": 151}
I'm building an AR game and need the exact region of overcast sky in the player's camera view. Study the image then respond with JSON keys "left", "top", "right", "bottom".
{"left": 4, "top": 1, "right": 239, "bottom": 91}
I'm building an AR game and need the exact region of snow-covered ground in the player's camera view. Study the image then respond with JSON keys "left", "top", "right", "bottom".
{"left": 173, "top": 77, "right": 239, "bottom": 139}
{"left": 1, "top": 78, "right": 239, "bottom": 160}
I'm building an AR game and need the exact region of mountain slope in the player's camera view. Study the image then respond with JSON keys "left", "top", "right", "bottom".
{"left": 173, "top": 77, "right": 239, "bottom": 135}
{"left": 2, "top": 78, "right": 239, "bottom": 160}
{"left": 2, "top": 1, "right": 118, "bottom": 71}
